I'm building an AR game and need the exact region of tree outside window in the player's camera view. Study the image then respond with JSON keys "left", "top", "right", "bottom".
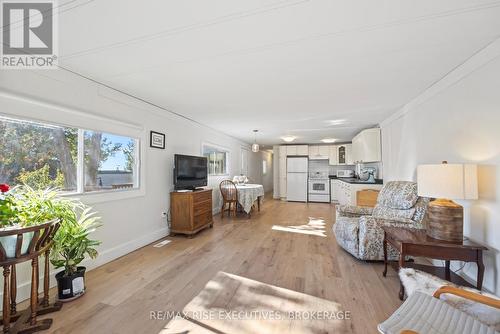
{"left": 0, "top": 116, "right": 139, "bottom": 193}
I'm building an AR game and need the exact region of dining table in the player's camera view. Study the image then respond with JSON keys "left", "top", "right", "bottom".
{"left": 235, "top": 184, "right": 265, "bottom": 215}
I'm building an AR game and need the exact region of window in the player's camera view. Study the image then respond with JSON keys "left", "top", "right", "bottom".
{"left": 262, "top": 160, "right": 267, "bottom": 175}
{"left": 202, "top": 144, "right": 228, "bottom": 175}
{"left": 0, "top": 116, "right": 139, "bottom": 193}
{"left": 84, "top": 131, "right": 138, "bottom": 192}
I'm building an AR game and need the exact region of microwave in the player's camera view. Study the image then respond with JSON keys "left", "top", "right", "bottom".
{"left": 337, "top": 170, "right": 355, "bottom": 178}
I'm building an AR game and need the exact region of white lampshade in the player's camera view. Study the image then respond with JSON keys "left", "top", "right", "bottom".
{"left": 252, "top": 143, "right": 259, "bottom": 152}
{"left": 417, "top": 163, "right": 478, "bottom": 200}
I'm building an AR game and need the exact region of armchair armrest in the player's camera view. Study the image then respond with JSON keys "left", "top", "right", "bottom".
{"left": 336, "top": 205, "right": 373, "bottom": 218}
{"left": 433, "top": 286, "right": 500, "bottom": 309}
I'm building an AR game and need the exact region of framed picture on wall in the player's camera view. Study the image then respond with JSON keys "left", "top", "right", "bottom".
{"left": 150, "top": 131, "right": 165, "bottom": 149}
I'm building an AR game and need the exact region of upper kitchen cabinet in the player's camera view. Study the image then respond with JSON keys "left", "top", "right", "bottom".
{"left": 285, "top": 145, "right": 308, "bottom": 156}
{"left": 352, "top": 128, "right": 381, "bottom": 163}
{"left": 337, "top": 144, "right": 353, "bottom": 165}
{"left": 286, "top": 145, "right": 297, "bottom": 156}
{"left": 308, "top": 145, "right": 329, "bottom": 160}
{"left": 328, "top": 145, "right": 337, "bottom": 165}
{"left": 296, "top": 145, "right": 309, "bottom": 155}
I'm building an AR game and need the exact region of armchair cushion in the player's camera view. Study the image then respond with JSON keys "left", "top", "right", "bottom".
{"left": 377, "top": 181, "right": 419, "bottom": 210}
{"left": 372, "top": 206, "right": 415, "bottom": 222}
{"left": 400, "top": 268, "right": 500, "bottom": 331}
{"left": 336, "top": 205, "right": 373, "bottom": 218}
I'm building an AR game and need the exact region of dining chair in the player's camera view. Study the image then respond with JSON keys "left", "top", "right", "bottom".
{"left": 219, "top": 180, "right": 238, "bottom": 219}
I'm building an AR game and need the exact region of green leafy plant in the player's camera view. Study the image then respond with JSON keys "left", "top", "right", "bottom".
{"left": 0, "top": 183, "right": 15, "bottom": 227}
{"left": 0, "top": 185, "right": 102, "bottom": 276}
{"left": 50, "top": 206, "right": 101, "bottom": 276}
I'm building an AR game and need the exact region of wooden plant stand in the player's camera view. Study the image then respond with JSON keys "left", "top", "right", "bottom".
{"left": 0, "top": 219, "right": 62, "bottom": 333}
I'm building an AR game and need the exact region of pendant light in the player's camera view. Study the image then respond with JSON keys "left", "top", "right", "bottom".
{"left": 252, "top": 129, "right": 260, "bottom": 153}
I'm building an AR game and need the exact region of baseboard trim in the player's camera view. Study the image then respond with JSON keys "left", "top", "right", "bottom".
{"left": 0, "top": 227, "right": 169, "bottom": 309}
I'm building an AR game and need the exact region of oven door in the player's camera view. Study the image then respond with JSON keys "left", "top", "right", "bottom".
{"left": 308, "top": 180, "right": 329, "bottom": 194}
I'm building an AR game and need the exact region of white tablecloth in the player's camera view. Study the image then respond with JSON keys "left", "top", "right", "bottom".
{"left": 235, "top": 184, "right": 264, "bottom": 214}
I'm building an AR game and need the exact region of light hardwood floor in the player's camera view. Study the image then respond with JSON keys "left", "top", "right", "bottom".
{"left": 39, "top": 194, "right": 403, "bottom": 334}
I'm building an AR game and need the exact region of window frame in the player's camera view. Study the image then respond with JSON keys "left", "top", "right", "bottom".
{"left": 201, "top": 142, "right": 230, "bottom": 177}
{"left": 0, "top": 114, "right": 143, "bottom": 202}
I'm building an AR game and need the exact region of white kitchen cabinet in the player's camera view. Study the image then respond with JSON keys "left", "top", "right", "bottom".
{"left": 318, "top": 145, "right": 329, "bottom": 157}
{"left": 308, "top": 145, "right": 328, "bottom": 159}
{"left": 336, "top": 180, "right": 382, "bottom": 205}
{"left": 279, "top": 146, "right": 287, "bottom": 199}
{"left": 351, "top": 128, "right": 381, "bottom": 163}
{"left": 296, "top": 145, "right": 308, "bottom": 155}
{"left": 286, "top": 145, "right": 297, "bottom": 156}
{"left": 328, "top": 145, "right": 338, "bottom": 165}
{"left": 337, "top": 144, "right": 353, "bottom": 165}
{"left": 308, "top": 145, "right": 319, "bottom": 158}
{"left": 330, "top": 179, "right": 338, "bottom": 202}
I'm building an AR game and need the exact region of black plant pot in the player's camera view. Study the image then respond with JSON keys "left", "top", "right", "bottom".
{"left": 55, "top": 266, "right": 86, "bottom": 302}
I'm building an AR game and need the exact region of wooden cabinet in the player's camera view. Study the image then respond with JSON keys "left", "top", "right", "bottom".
{"left": 351, "top": 128, "right": 381, "bottom": 163}
{"left": 170, "top": 189, "right": 213, "bottom": 236}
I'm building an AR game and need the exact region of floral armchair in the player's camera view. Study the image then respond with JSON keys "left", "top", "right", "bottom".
{"left": 333, "top": 181, "right": 429, "bottom": 260}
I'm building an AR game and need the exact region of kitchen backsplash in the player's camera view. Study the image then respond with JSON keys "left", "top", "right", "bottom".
{"left": 328, "top": 162, "right": 383, "bottom": 179}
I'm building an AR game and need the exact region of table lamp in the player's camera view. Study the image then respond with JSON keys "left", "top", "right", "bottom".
{"left": 417, "top": 162, "right": 478, "bottom": 242}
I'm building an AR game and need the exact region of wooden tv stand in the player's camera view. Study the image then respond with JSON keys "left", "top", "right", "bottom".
{"left": 170, "top": 189, "right": 213, "bottom": 237}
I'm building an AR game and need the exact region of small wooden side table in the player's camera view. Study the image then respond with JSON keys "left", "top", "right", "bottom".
{"left": 1, "top": 219, "right": 62, "bottom": 333}
{"left": 382, "top": 226, "right": 487, "bottom": 300}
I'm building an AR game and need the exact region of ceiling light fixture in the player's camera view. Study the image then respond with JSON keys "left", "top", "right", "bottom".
{"left": 281, "top": 136, "right": 297, "bottom": 143}
{"left": 321, "top": 138, "right": 337, "bottom": 143}
{"left": 252, "top": 130, "right": 260, "bottom": 153}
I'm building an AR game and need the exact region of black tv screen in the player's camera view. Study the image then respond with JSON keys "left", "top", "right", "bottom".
{"left": 174, "top": 154, "right": 208, "bottom": 190}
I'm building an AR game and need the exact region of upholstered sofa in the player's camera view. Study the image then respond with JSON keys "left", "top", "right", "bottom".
{"left": 333, "top": 181, "right": 429, "bottom": 260}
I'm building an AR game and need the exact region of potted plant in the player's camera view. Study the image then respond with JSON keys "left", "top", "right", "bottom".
{"left": 1, "top": 184, "right": 102, "bottom": 301}
{"left": 51, "top": 206, "right": 101, "bottom": 301}
{"left": 49, "top": 198, "right": 101, "bottom": 302}
{"left": 0, "top": 184, "right": 29, "bottom": 257}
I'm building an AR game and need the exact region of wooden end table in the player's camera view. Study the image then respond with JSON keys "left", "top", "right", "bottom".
{"left": 382, "top": 226, "right": 487, "bottom": 300}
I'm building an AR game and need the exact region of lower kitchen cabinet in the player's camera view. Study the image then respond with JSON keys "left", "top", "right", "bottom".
{"left": 330, "top": 179, "right": 382, "bottom": 206}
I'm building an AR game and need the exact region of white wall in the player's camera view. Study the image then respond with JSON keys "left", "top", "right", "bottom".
{"left": 381, "top": 39, "right": 500, "bottom": 294}
{"left": 0, "top": 69, "right": 269, "bottom": 303}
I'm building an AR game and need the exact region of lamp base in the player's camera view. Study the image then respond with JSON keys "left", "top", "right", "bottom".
{"left": 426, "top": 199, "right": 463, "bottom": 242}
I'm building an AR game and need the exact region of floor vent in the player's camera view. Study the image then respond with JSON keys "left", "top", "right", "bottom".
{"left": 153, "top": 240, "right": 172, "bottom": 248}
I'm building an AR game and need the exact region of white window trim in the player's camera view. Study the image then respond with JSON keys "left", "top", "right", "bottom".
{"left": 201, "top": 142, "right": 230, "bottom": 177}
{"left": 0, "top": 113, "right": 145, "bottom": 204}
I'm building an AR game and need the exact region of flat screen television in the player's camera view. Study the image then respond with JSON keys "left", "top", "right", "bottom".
{"left": 174, "top": 154, "right": 208, "bottom": 190}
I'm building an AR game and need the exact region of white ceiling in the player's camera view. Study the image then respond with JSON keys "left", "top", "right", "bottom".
{"left": 58, "top": 0, "right": 500, "bottom": 146}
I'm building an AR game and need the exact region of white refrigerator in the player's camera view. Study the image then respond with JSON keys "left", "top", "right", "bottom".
{"left": 286, "top": 157, "right": 308, "bottom": 202}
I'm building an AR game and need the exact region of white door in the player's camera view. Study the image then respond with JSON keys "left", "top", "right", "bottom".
{"left": 286, "top": 173, "right": 308, "bottom": 202}
{"left": 241, "top": 147, "right": 249, "bottom": 176}
{"left": 287, "top": 157, "right": 308, "bottom": 173}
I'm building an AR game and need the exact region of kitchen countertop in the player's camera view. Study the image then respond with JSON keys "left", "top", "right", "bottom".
{"left": 329, "top": 175, "right": 383, "bottom": 185}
